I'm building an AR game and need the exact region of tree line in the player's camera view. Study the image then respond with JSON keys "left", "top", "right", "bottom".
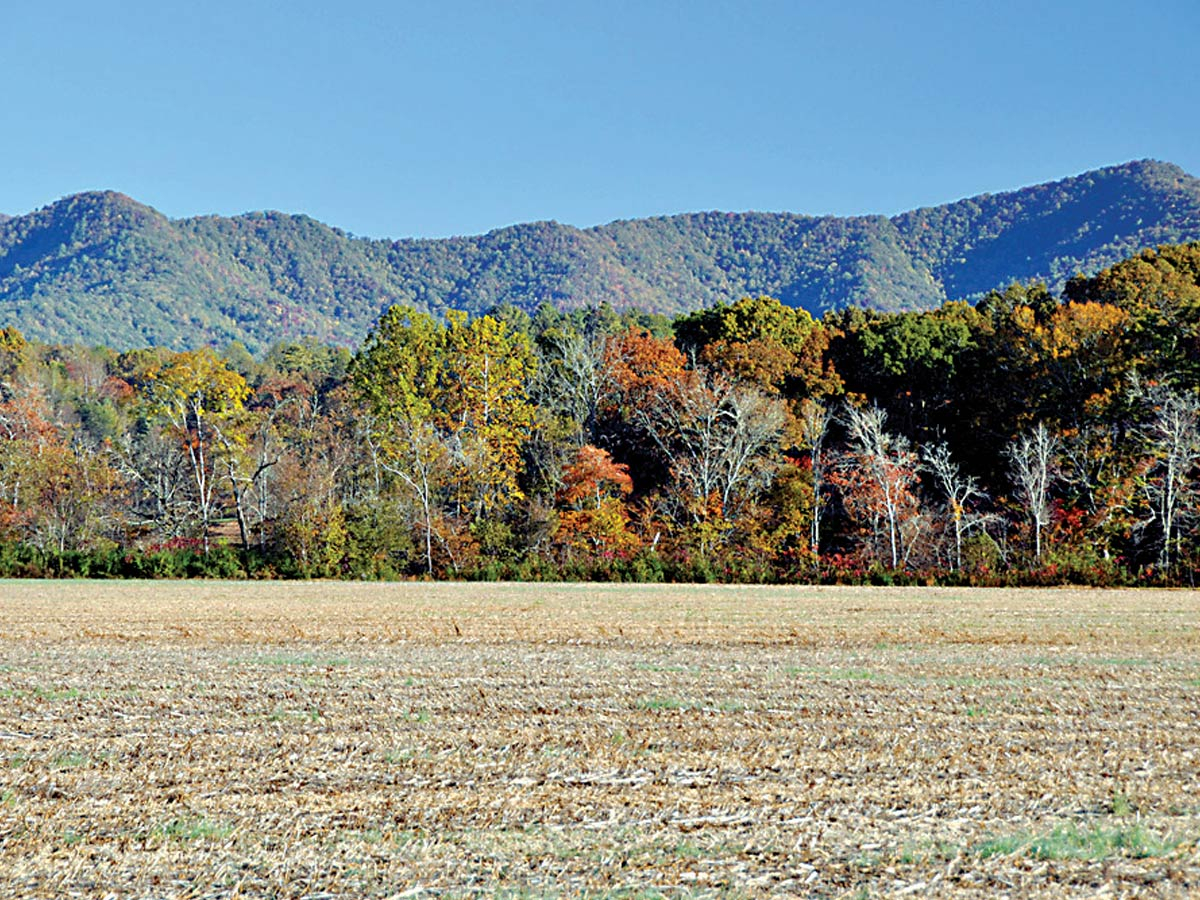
{"left": 1, "top": 243, "right": 1198, "bottom": 585}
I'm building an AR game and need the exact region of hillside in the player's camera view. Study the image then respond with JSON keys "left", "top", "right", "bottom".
{"left": 1, "top": 160, "right": 1198, "bottom": 351}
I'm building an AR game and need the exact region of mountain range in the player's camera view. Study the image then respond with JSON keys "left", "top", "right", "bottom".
{"left": 2, "top": 159, "right": 1199, "bottom": 352}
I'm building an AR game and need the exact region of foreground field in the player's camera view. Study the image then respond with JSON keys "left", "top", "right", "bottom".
{"left": 1, "top": 582, "right": 1198, "bottom": 898}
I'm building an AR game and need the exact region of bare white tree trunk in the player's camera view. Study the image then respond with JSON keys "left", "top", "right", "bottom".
{"left": 842, "top": 405, "right": 920, "bottom": 570}
{"left": 379, "top": 419, "right": 449, "bottom": 577}
{"left": 1140, "top": 388, "right": 1200, "bottom": 572}
{"left": 637, "top": 369, "right": 785, "bottom": 537}
{"left": 536, "top": 330, "right": 613, "bottom": 447}
{"left": 1006, "top": 423, "right": 1058, "bottom": 560}
{"left": 923, "top": 441, "right": 986, "bottom": 570}
{"left": 798, "top": 399, "right": 830, "bottom": 561}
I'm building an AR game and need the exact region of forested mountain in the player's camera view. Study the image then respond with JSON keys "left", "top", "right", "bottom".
{"left": 1, "top": 160, "right": 1198, "bottom": 351}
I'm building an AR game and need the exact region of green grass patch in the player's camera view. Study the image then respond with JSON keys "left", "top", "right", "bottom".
{"left": 636, "top": 696, "right": 688, "bottom": 711}
{"left": 781, "top": 665, "right": 885, "bottom": 682}
{"left": 974, "top": 822, "right": 1184, "bottom": 861}
{"left": 51, "top": 751, "right": 89, "bottom": 769}
{"left": 267, "top": 705, "right": 324, "bottom": 723}
{"left": 0, "top": 685, "right": 87, "bottom": 701}
{"left": 1112, "top": 792, "right": 1135, "bottom": 816}
{"left": 895, "top": 839, "right": 960, "bottom": 865}
{"left": 633, "top": 662, "right": 689, "bottom": 674}
{"left": 668, "top": 840, "right": 703, "bottom": 859}
{"left": 154, "top": 816, "right": 233, "bottom": 842}
{"left": 34, "top": 686, "right": 83, "bottom": 701}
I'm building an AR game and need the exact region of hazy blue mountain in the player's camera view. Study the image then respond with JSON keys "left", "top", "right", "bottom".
{"left": 1, "top": 160, "right": 1198, "bottom": 351}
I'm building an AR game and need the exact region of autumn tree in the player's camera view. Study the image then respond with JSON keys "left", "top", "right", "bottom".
{"left": 553, "top": 445, "right": 638, "bottom": 563}
{"left": 0, "top": 388, "right": 123, "bottom": 553}
{"left": 139, "top": 349, "right": 251, "bottom": 553}
{"left": 441, "top": 310, "right": 537, "bottom": 523}
{"left": 675, "top": 295, "right": 841, "bottom": 398}
{"left": 273, "top": 452, "right": 348, "bottom": 577}
{"left": 600, "top": 328, "right": 691, "bottom": 495}
{"left": 1064, "top": 243, "right": 1200, "bottom": 388}
{"left": 351, "top": 306, "right": 536, "bottom": 574}
{"left": 257, "top": 372, "right": 358, "bottom": 573}
{"left": 0, "top": 328, "right": 31, "bottom": 382}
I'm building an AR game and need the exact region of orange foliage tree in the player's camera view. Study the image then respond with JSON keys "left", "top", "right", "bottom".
{"left": 553, "top": 445, "right": 639, "bottom": 562}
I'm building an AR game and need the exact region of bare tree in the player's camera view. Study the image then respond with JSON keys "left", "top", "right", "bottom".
{"left": 840, "top": 404, "right": 924, "bottom": 569}
{"left": 110, "top": 427, "right": 194, "bottom": 540}
{"left": 798, "top": 398, "right": 831, "bottom": 560}
{"left": 374, "top": 414, "right": 452, "bottom": 577}
{"left": 1138, "top": 387, "right": 1200, "bottom": 572}
{"left": 525, "top": 329, "right": 615, "bottom": 503}
{"left": 638, "top": 369, "right": 786, "bottom": 530}
{"left": 214, "top": 415, "right": 279, "bottom": 553}
{"left": 1006, "top": 423, "right": 1058, "bottom": 560}
{"left": 534, "top": 329, "right": 613, "bottom": 447}
{"left": 922, "top": 441, "right": 988, "bottom": 570}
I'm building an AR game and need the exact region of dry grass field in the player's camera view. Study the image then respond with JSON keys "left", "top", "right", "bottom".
{"left": 1, "top": 581, "right": 1198, "bottom": 898}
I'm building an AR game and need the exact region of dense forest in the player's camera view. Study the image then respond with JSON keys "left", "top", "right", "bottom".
{"left": 1, "top": 241, "right": 1198, "bottom": 585}
{"left": 2, "top": 161, "right": 1199, "bottom": 352}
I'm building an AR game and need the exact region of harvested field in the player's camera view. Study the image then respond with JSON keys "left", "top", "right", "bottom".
{"left": 1, "top": 580, "right": 1198, "bottom": 898}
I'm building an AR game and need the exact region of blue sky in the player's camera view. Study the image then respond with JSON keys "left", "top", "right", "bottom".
{"left": 4, "top": 1, "right": 1198, "bottom": 239}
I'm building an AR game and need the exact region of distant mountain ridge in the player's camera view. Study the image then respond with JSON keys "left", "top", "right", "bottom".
{"left": 2, "top": 159, "right": 1199, "bottom": 351}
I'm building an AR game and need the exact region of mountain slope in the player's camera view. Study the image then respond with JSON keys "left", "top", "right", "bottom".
{"left": 1, "top": 160, "right": 1198, "bottom": 351}
{"left": 892, "top": 159, "right": 1200, "bottom": 301}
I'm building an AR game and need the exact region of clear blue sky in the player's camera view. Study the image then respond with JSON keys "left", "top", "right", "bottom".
{"left": 4, "top": 1, "right": 1197, "bottom": 239}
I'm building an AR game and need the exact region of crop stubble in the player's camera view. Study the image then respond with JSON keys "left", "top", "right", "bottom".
{"left": 0, "top": 581, "right": 1198, "bottom": 898}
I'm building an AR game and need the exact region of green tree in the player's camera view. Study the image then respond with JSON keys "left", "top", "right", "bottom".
{"left": 675, "top": 295, "right": 840, "bottom": 397}
{"left": 351, "top": 307, "right": 536, "bottom": 574}
{"left": 351, "top": 307, "right": 449, "bottom": 575}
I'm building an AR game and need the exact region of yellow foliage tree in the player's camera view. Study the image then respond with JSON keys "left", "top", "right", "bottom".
{"left": 142, "top": 349, "right": 251, "bottom": 552}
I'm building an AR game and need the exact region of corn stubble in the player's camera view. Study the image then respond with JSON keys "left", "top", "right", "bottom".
{"left": 1, "top": 582, "right": 1198, "bottom": 898}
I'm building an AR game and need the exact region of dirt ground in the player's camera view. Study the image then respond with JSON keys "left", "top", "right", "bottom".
{"left": 0, "top": 580, "right": 1198, "bottom": 898}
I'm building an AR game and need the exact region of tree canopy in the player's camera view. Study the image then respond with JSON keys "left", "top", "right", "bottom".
{"left": 1, "top": 240, "right": 1200, "bottom": 585}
